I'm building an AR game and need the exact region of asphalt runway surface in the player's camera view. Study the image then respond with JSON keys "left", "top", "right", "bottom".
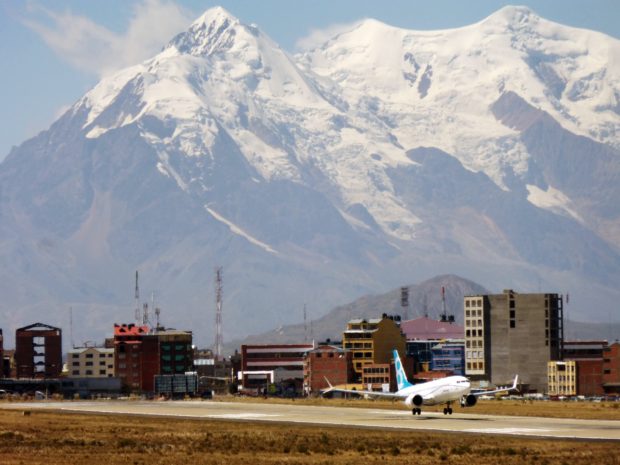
{"left": 2, "top": 400, "right": 619, "bottom": 441}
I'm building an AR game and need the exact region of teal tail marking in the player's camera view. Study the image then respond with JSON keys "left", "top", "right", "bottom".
{"left": 393, "top": 349, "right": 413, "bottom": 391}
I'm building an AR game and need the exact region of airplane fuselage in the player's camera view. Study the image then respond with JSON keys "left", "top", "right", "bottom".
{"left": 399, "top": 376, "right": 471, "bottom": 407}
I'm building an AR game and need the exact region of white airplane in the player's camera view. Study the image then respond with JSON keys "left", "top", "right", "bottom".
{"left": 324, "top": 349, "right": 518, "bottom": 415}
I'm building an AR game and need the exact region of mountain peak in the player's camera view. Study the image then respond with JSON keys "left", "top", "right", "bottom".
{"left": 479, "top": 5, "right": 540, "bottom": 31}
{"left": 167, "top": 6, "right": 242, "bottom": 56}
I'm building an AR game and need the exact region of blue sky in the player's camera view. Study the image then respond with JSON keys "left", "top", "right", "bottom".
{"left": 1, "top": 0, "right": 618, "bottom": 161}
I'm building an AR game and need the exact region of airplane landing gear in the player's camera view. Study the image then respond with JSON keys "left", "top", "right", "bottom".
{"left": 442, "top": 407, "right": 453, "bottom": 415}
{"left": 412, "top": 408, "right": 421, "bottom": 415}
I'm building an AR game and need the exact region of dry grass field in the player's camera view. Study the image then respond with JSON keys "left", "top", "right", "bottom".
{"left": 0, "top": 408, "right": 618, "bottom": 465}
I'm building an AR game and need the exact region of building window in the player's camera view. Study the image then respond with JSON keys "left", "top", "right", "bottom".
{"left": 85, "top": 361, "right": 93, "bottom": 366}
{"left": 86, "top": 353, "right": 94, "bottom": 359}
{"left": 510, "top": 320, "right": 515, "bottom": 328}
{"left": 72, "top": 370, "right": 79, "bottom": 375}
{"left": 99, "top": 370, "right": 106, "bottom": 375}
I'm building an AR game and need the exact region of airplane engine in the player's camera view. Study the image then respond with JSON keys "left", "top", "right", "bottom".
{"left": 463, "top": 394, "right": 477, "bottom": 407}
{"left": 405, "top": 393, "right": 424, "bottom": 407}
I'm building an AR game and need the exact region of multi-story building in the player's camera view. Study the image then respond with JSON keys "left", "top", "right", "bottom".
{"left": 157, "top": 330, "right": 193, "bottom": 375}
{"left": 240, "top": 344, "right": 314, "bottom": 392}
{"left": 15, "top": 323, "right": 62, "bottom": 379}
{"left": 342, "top": 314, "right": 406, "bottom": 382}
{"left": 431, "top": 340, "right": 465, "bottom": 376}
{"left": 303, "top": 344, "right": 352, "bottom": 394}
{"left": 548, "top": 361, "right": 577, "bottom": 396}
{"left": 113, "top": 324, "right": 193, "bottom": 393}
{"left": 113, "top": 324, "right": 158, "bottom": 392}
{"left": 562, "top": 340, "right": 607, "bottom": 396}
{"left": 464, "top": 290, "right": 563, "bottom": 392}
{"left": 67, "top": 347, "right": 115, "bottom": 378}
{"left": 361, "top": 363, "right": 391, "bottom": 391}
{"left": 603, "top": 342, "right": 620, "bottom": 396}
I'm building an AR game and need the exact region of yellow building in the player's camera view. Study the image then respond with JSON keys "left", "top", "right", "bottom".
{"left": 342, "top": 314, "right": 406, "bottom": 381}
{"left": 67, "top": 347, "right": 115, "bottom": 378}
{"left": 548, "top": 360, "right": 576, "bottom": 396}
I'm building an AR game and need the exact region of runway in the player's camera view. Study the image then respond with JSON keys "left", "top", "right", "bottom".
{"left": 2, "top": 400, "right": 619, "bottom": 441}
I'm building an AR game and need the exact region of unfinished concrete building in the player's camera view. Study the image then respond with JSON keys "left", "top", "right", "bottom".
{"left": 464, "top": 290, "right": 563, "bottom": 392}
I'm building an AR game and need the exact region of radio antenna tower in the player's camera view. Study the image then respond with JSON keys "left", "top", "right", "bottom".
{"left": 303, "top": 304, "right": 307, "bottom": 342}
{"left": 214, "top": 266, "right": 223, "bottom": 360}
{"left": 134, "top": 271, "right": 141, "bottom": 324}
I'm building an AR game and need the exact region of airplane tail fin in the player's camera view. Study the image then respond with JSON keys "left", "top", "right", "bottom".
{"left": 393, "top": 349, "right": 413, "bottom": 391}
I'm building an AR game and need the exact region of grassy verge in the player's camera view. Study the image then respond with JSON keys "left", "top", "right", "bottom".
{"left": 0, "top": 410, "right": 618, "bottom": 465}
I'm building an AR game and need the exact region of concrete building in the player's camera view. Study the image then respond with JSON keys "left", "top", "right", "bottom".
{"left": 15, "top": 323, "right": 62, "bottom": 379}
{"left": 548, "top": 361, "right": 577, "bottom": 396}
{"left": 342, "top": 314, "right": 406, "bottom": 382}
{"left": 303, "top": 344, "right": 352, "bottom": 394}
{"left": 603, "top": 342, "right": 620, "bottom": 396}
{"left": 67, "top": 347, "right": 115, "bottom": 378}
{"left": 464, "top": 290, "right": 563, "bottom": 392}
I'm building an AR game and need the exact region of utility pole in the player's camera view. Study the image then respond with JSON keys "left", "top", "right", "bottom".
{"left": 134, "top": 270, "right": 140, "bottom": 325}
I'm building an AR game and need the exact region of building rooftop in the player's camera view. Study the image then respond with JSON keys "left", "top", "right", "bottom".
{"left": 401, "top": 317, "right": 463, "bottom": 340}
{"left": 114, "top": 324, "right": 149, "bottom": 336}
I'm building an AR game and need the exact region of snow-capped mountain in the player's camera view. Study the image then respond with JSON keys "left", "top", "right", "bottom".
{"left": 1, "top": 6, "right": 619, "bottom": 347}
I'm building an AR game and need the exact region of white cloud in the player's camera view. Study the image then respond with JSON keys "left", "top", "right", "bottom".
{"left": 22, "top": 0, "right": 193, "bottom": 77}
{"left": 295, "top": 20, "right": 363, "bottom": 51}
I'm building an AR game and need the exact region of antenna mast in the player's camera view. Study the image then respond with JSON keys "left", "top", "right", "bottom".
{"left": 441, "top": 286, "right": 447, "bottom": 322}
{"left": 214, "top": 266, "right": 223, "bottom": 360}
{"left": 303, "top": 304, "right": 307, "bottom": 342}
{"left": 69, "top": 307, "right": 75, "bottom": 349}
{"left": 134, "top": 271, "right": 140, "bottom": 324}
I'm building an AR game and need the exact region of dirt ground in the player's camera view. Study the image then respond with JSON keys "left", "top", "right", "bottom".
{"left": 0, "top": 408, "right": 618, "bottom": 465}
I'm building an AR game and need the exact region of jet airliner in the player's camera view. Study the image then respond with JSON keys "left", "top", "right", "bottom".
{"left": 324, "top": 350, "right": 518, "bottom": 415}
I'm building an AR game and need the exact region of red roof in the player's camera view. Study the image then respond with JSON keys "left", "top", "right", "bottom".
{"left": 400, "top": 317, "right": 463, "bottom": 340}
{"left": 114, "top": 323, "right": 149, "bottom": 336}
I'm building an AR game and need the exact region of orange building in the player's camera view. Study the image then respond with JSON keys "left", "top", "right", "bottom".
{"left": 342, "top": 314, "right": 406, "bottom": 382}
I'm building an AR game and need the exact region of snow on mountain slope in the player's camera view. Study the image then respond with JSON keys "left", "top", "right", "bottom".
{"left": 1, "top": 6, "right": 620, "bottom": 345}
{"left": 298, "top": 6, "right": 620, "bottom": 191}
{"left": 74, "top": 6, "right": 421, "bottom": 241}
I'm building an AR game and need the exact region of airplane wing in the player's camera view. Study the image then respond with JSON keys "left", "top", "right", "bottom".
{"left": 472, "top": 375, "right": 519, "bottom": 397}
{"left": 321, "top": 377, "right": 406, "bottom": 399}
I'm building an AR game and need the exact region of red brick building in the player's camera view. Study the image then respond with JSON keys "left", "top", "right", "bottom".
{"left": 114, "top": 324, "right": 159, "bottom": 392}
{"left": 575, "top": 359, "right": 604, "bottom": 396}
{"left": 303, "top": 345, "right": 352, "bottom": 394}
{"left": 603, "top": 343, "right": 620, "bottom": 395}
{"left": 113, "top": 324, "right": 193, "bottom": 393}
{"left": 15, "top": 323, "right": 62, "bottom": 379}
